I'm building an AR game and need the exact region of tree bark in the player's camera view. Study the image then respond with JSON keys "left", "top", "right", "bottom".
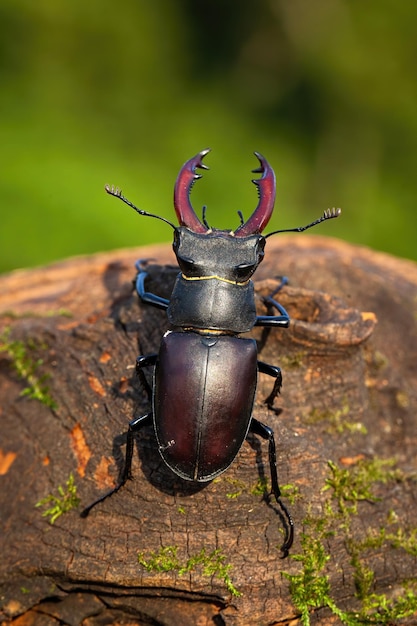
{"left": 1, "top": 236, "right": 416, "bottom": 625}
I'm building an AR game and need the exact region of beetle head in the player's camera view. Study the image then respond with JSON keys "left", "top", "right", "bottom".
{"left": 172, "top": 228, "right": 266, "bottom": 284}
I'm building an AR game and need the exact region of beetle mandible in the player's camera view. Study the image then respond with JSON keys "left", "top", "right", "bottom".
{"left": 81, "top": 149, "right": 340, "bottom": 557}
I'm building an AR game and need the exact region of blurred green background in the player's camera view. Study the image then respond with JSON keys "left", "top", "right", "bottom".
{"left": 1, "top": 0, "right": 416, "bottom": 274}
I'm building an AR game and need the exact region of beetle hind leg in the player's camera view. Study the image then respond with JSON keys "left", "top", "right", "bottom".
{"left": 80, "top": 412, "right": 152, "bottom": 518}
{"left": 250, "top": 417, "right": 294, "bottom": 557}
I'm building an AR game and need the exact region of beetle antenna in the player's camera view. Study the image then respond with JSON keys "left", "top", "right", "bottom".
{"left": 105, "top": 185, "right": 176, "bottom": 229}
{"left": 237, "top": 210, "right": 245, "bottom": 226}
{"left": 265, "top": 207, "right": 341, "bottom": 238}
{"left": 202, "top": 205, "right": 211, "bottom": 229}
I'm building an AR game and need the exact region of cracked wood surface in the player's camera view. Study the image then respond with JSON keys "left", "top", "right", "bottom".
{"left": 0, "top": 236, "right": 417, "bottom": 625}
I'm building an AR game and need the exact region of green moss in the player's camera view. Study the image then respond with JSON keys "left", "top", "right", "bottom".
{"left": 349, "top": 543, "right": 375, "bottom": 600}
{"left": 370, "top": 350, "right": 389, "bottom": 370}
{"left": 138, "top": 545, "right": 180, "bottom": 573}
{"left": 36, "top": 473, "right": 80, "bottom": 523}
{"left": 280, "top": 351, "right": 306, "bottom": 369}
{"left": 396, "top": 390, "right": 410, "bottom": 409}
{"left": 284, "top": 458, "right": 417, "bottom": 625}
{"left": 138, "top": 545, "right": 240, "bottom": 597}
{"left": 250, "top": 476, "right": 268, "bottom": 497}
{"left": 219, "top": 475, "right": 300, "bottom": 506}
{"left": 0, "top": 308, "right": 73, "bottom": 319}
{"left": 283, "top": 513, "right": 348, "bottom": 625}
{"left": 224, "top": 476, "right": 246, "bottom": 499}
{"left": 305, "top": 404, "right": 367, "bottom": 435}
{"left": 356, "top": 584, "right": 417, "bottom": 624}
{"left": 388, "top": 527, "right": 417, "bottom": 557}
{"left": 0, "top": 327, "right": 57, "bottom": 408}
{"left": 279, "top": 483, "right": 301, "bottom": 505}
{"left": 324, "top": 458, "right": 401, "bottom": 516}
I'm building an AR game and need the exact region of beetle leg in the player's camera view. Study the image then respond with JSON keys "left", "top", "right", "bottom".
{"left": 80, "top": 412, "right": 152, "bottom": 518}
{"left": 268, "top": 275, "right": 289, "bottom": 297}
{"left": 255, "top": 276, "right": 290, "bottom": 328}
{"left": 250, "top": 417, "right": 294, "bottom": 557}
{"left": 135, "top": 260, "right": 170, "bottom": 310}
{"left": 258, "top": 361, "right": 282, "bottom": 409}
{"left": 136, "top": 353, "right": 158, "bottom": 401}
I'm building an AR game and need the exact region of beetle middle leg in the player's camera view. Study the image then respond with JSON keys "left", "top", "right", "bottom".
{"left": 258, "top": 361, "right": 282, "bottom": 410}
{"left": 136, "top": 353, "right": 158, "bottom": 401}
{"left": 250, "top": 417, "right": 294, "bottom": 557}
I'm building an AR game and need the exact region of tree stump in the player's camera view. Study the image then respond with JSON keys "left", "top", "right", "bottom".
{"left": 1, "top": 236, "right": 416, "bottom": 625}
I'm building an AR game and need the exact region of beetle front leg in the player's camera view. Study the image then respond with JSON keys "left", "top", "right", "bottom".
{"left": 80, "top": 412, "right": 152, "bottom": 518}
{"left": 135, "top": 259, "right": 170, "bottom": 310}
{"left": 255, "top": 276, "right": 290, "bottom": 329}
{"left": 250, "top": 417, "right": 294, "bottom": 557}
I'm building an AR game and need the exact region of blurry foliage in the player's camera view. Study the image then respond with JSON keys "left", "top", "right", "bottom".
{"left": 1, "top": 0, "right": 416, "bottom": 273}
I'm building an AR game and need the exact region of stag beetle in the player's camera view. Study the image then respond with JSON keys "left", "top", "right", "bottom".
{"left": 81, "top": 149, "right": 340, "bottom": 556}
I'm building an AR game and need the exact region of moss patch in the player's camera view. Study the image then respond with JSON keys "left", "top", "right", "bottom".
{"left": 36, "top": 473, "right": 80, "bottom": 523}
{"left": 138, "top": 545, "right": 240, "bottom": 597}
{"left": 284, "top": 458, "right": 417, "bottom": 625}
{"left": 0, "top": 327, "right": 57, "bottom": 408}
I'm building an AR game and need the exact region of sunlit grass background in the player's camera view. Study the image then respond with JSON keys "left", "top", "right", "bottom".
{"left": 1, "top": 0, "right": 416, "bottom": 273}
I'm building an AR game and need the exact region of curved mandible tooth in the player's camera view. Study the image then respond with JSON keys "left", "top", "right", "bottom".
{"left": 235, "top": 152, "right": 276, "bottom": 236}
{"left": 173, "top": 149, "right": 210, "bottom": 233}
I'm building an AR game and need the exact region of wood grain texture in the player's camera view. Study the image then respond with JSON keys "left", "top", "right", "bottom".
{"left": 1, "top": 236, "right": 416, "bottom": 625}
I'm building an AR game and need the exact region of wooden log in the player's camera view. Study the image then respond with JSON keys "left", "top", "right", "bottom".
{"left": 1, "top": 236, "right": 416, "bottom": 625}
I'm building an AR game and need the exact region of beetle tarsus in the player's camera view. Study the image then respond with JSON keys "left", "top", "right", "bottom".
{"left": 80, "top": 470, "right": 129, "bottom": 520}
{"left": 274, "top": 497, "right": 294, "bottom": 559}
{"left": 250, "top": 417, "right": 294, "bottom": 557}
